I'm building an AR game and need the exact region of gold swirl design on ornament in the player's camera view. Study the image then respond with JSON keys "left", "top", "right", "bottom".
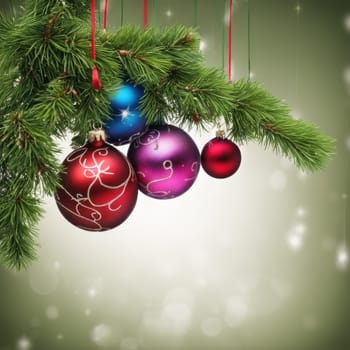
{"left": 134, "top": 129, "right": 160, "bottom": 148}
{"left": 138, "top": 160, "right": 174, "bottom": 198}
{"left": 184, "top": 161, "right": 199, "bottom": 182}
{"left": 57, "top": 146, "right": 134, "bottom": 230}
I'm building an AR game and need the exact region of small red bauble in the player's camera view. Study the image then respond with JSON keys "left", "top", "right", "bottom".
{"left": 55, "top": 130, "right": 138, "bottom": 231}
{"left": 201, "top": 135, "right": 241, "bottom": 178}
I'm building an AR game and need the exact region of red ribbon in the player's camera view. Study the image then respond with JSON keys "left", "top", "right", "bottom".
{"left": 91, "top": 0, "right": 102, "bottom": 90}
{"left": 103, "top": 0, "right": 109, "bottom": 31}
{"left": 228, "top": 0, "right": 233, "bottom": 82}
{"left": 143, "top": 0, "right": 149, "bottom": 28}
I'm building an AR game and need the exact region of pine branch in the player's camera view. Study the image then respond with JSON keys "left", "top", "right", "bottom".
{"left": 0, "top": 176, "right": 42, "bottom": 269}
{"left": 227, "top": 80, "right": 335, "bottom": 171}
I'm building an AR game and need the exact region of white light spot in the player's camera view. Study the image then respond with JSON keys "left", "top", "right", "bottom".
{"left": 166, "top": 10, "right": 172, "bottom": 17}
{"left": 344, "top": 14, "right": 350, "bottom": 32}
{"left": 120, "top": 337, "right": 139, "bottom": 350}
{"left": 199, "top": 40, "right": 206, "bottom": 52}
{"left": 249, "top": 72, "right": 255, "bottom": 80}
{"left": 121, "top": 110, "right": 129, "bottom": 118}
{"left": 287, "top": 232, "right": 303, "bottom": 252}
{"left": 336, "top": 245, "right": 349, "bottom": 269}
{"left": 201, "top": 317, "right": 222, "bottom": 337}
{"left": 85, "top": 308, "right": 92, "bottom": 316}
{"left": 17, "top": 337, "right": 31, "bottom": 350}
{"left": 269, "top": 170, "right": 287, "bottom": 191}
{"left": 346, "top": 136, "right": 350, "bottom": 151}
{"left": 90, "top": 324, "right": 113, "bottom": 347}
{"left": 291, "top": 110, "right": 302, "bottom": 120}
{"left": 295, "top": 223, "right": 306, "bottom": 235}
{"left": 296, "top": 207, "right": 306, "bottom": 217}
{"left": 53, "top": 261, "right": 61, "bottom": 270}
{"left": 46, "top": 305, "right": 59, "bottom": 320}
{"left": 57, "top": 334, "right": 64, "bottom": 341}
{"left": 88, "top": 288, "right": 97, "bottom": 298}
{"left": 295, "top": 4, "right": 302, "bottom": 13}
{"left": 342, "top": 193, "right": 348, "bottom": 200}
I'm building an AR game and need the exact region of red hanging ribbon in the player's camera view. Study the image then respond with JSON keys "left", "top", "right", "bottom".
{"left": 91, "top": 0, "right": 102, "bottom": 90}
{"left": 228, "top": 0, "right": 233, "bottom": 82}
{"left": 103, "top": 0, "right": 109, "bottom": 31}
{"left": 143, "top": 0, "right": 149, "bottom": 28}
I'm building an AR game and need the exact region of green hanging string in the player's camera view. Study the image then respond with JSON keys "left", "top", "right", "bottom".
{"left": 194, "top": 0, "right": 198, "bottom": 28}
{"left": 247, "top": 0, "right": 251, "bottom": 80}
{"left": 295, "top": 3, "right": 301, "bottom": 107}
{"left": 97, "top": 0, "right": 101, "bottom": 27}
{"left": 121, "top": 0, "right": 124, "bottom": 26}
{"left": 152, "top": 0, "right": 156, "bottom": 26}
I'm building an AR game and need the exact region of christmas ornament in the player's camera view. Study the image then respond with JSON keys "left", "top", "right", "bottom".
{"left": 201, "top": 131, "right": 241, "bottom": 178}
{"left": 127, "top": 124, "right": 200, "bottom": 199}
{"left": 55, "top": 130, "right": 138, "bottom": 231}
{"left": 105, "top": 84, "right": 147, "bottom": 145}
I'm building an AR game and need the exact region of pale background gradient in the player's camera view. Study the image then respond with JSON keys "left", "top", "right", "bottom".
{"left": 0, "top": 1, "right": 349, "bottom": 350}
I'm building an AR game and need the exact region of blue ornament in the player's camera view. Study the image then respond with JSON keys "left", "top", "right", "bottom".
{"left": 110, "top": 84, "right": 144, "bottom": 111}
{"left": 105, "top": 84, "right": 147, "bottom": 145}
{"left": 105, "top": 109, "right": 147, "bottom": 145}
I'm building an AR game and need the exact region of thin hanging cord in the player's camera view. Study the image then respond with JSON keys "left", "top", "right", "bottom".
{"left": 143, "top": 0, "right": 149, "bottom": 27}
{"left": 91, "top": 0, "right": 102, "bottom": 90}
{"left": 221, "top": 0, "right": 226, "bottom": 71}
{"left": 228, "top": 0, "right": 233, "bottom": 82}
{"left": 295, "top": 3, "right": 301, "bottom": 106}
{"left": 103, "top": 0, "right": 108, "bottom": 31}
{"left": 121, "top": 0, "right": 124, "bottom": 26}
{"left": 151, "top": 0, "right": 156, "bottom": 26}
{"left": 194, "top": 0, "right": 198, "bottom": 28}
{"left": 247, "top": 0, "right": 251, "bottom": 80}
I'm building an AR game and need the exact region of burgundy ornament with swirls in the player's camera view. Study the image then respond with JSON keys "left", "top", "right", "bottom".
{"left": 55, "top": 132, "right": 138, "bottom": 231}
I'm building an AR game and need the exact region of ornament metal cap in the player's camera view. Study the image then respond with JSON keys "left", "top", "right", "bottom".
{"left": 88, "top": 129, "right": 107, "bottom": 143}
{"left": 216, "top": 130, "right": 225, "bottom": 139}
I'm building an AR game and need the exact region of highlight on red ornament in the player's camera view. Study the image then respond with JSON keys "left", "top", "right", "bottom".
{"left": 55, "top": 129, "right": 138, "bottom": 231}
{"left": 201, "top": 131, "right": 241, "bottom": 179}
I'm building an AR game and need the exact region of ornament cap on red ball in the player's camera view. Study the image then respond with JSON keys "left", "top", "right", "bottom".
{"left": 201, "top": 132, "right": 241, "bottom": 179}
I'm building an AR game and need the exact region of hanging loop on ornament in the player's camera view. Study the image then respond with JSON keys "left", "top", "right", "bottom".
{"left": 216, "top": 130, "right": 226, "bottom": 139}
{"left": 88, "top": 129, "right": 107, "bottom": 143}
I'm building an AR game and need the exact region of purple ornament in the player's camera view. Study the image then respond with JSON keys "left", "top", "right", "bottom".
{"left": 127, "top": 124, "right": 200, "bottom": 199}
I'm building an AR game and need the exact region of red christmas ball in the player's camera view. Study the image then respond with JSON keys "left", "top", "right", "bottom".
{"left": 55, "top": 131, "right": 138, "bottom": 231}
{"left": 201, "top": 136, "right": 241, "bottom": 178}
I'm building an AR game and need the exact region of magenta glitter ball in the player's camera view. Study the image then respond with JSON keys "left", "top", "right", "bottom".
{"left": 127, "top": 124, "right": 200, "bottom": 199}
{"left": 201, "top": 137, "right": 241, "bottom": 178}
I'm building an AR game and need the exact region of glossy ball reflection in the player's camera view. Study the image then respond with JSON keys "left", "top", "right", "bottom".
{"left": 201, "top": 137, "right": 241, "bottom": 178}
{"left": 105, "top": 84, "right": 146, "bottom": 145}
{"left": 127, "top": 124, "right": 200, "bottom": 199}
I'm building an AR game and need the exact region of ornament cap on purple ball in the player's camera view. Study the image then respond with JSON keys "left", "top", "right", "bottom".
{"left": 127, "top": 124, "right": 200, "bottom": 199}
{"left": 201, "top": 132, "right": 241, "bottom": 178}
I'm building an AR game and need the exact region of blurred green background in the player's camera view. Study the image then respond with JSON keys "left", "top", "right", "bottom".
{"left": 1, "top": 1, "right": 349, "bottom": 349}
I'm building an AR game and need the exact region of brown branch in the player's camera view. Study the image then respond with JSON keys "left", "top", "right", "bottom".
{"left": 43, "top": 13, "right": 60, "bottom": 43}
